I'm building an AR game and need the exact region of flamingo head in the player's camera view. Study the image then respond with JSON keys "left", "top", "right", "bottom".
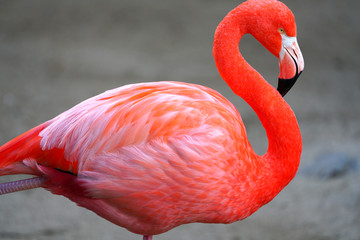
{"left": 245, "top": 0, "right": 304, "bottom": 96}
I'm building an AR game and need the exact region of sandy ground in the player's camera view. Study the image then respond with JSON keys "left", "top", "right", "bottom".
{"left": 0, "top": 0, "right": 359, "bottom": 239}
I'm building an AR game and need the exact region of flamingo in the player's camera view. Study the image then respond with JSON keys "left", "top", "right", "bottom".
{"left": 0, "top": 0, "right": 304, "bottom": 239}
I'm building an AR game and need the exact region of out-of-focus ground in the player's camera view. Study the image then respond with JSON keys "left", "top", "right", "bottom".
{"left": 0, "top": 0, "right": 359, "bottom": 239}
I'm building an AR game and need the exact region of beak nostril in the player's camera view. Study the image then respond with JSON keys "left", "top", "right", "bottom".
{"left": 293, "top": 49, "right": 298, "bottom": 58}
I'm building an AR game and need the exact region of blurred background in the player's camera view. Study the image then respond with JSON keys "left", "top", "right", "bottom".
{"left": 0, "top": 0, "right": 359, "bottom": 239}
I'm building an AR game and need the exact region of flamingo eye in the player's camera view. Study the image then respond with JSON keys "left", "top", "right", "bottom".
{"left": 279, "top": 28, "right": 285, "bottom": 34}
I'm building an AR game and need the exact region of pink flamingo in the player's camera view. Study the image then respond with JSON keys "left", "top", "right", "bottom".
{"left": 0, "top": 0, "right": 304, "bottom": 239}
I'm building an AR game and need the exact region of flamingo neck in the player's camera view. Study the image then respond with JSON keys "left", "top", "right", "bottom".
{"left": 213, "top": 6, "right": 302, "bottom": 185}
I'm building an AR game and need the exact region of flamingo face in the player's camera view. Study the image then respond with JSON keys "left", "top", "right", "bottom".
{"left": 277, "top": 34, "right": 304, "bottom": 96}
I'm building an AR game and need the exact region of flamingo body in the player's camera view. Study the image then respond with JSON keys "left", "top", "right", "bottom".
{"left": 1, "top": 81, "right": 262, "bottom": 234}
{"left": 0, "top": 0, "right": 304, "bottom": 238}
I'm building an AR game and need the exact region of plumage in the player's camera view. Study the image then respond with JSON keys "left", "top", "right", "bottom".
{"left": 0, "top": 0, "right": 304, "bottom": 239}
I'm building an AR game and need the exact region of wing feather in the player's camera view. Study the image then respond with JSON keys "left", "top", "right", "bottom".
{"left": 38, "top": 81, "right": 251, "bottom": 226}
{"left": 39, "top": 81, "right": 246, "bottom": 180}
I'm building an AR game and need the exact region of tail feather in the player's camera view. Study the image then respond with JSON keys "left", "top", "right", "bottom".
{"left": 0, "top": 123, "right": 48, "bottom": 175}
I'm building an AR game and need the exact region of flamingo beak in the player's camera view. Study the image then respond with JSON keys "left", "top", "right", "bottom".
{"left": 277, "top": 36, "right": 304, "bottom": 97}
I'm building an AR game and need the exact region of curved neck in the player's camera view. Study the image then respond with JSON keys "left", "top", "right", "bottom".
{"left": 213, "top": 6, "right": 302, "bottom": 183}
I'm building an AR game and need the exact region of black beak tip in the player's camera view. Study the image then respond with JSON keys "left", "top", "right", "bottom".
{"left": 277, "top": 71, "right": 302, "bottom": 97}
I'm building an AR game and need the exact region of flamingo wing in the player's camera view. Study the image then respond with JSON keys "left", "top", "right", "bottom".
{"left": 39, "top": 81, "right": 245, "bottom": 173}
{"left": 36, "top": 81, "right": 250, "bottom": 233}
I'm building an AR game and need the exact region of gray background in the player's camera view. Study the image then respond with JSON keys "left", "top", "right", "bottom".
{"left": 0, "top": 0, "right": 359, "bottom": 239}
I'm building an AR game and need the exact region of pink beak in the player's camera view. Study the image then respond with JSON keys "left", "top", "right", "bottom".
{"left": 277, "top": 37, "right": 304, "bottom": 97}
